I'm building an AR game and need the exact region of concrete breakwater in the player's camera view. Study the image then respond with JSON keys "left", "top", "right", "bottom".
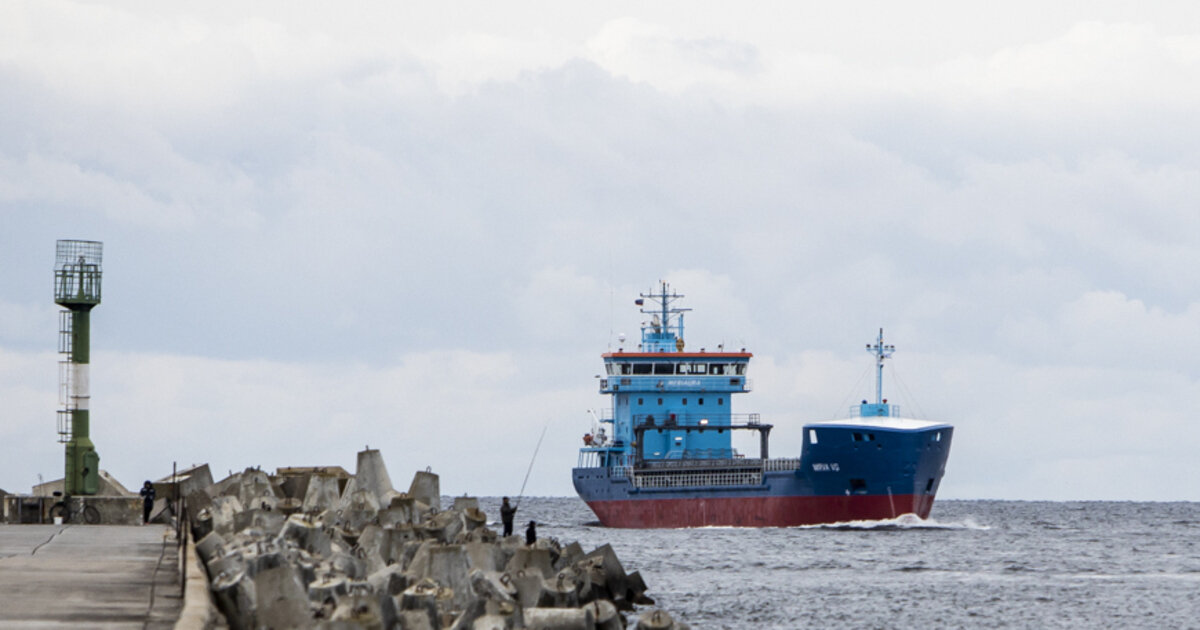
{"left": 184, "top": 448, "right": 689, "bottom": 629}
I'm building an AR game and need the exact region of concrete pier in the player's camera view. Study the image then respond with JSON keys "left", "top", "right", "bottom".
{"left": 0, "top": 449, "right": 687, "bottom": 628}
{"left": 0, "top": 524, "right": 181, "bottom": 628}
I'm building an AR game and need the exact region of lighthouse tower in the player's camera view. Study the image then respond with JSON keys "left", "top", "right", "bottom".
{"left": 54, "top": 240, "right": 103, "bottom": 496}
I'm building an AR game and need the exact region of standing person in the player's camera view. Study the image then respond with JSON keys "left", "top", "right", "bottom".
{"left": 525, "top": 520, "right": 537, "bottom": 546}
{"left": 500, "top": 497, "right": 517, "bottom": 537}
{"left": 140, "top": 481, "right": 155, "bottom": 525}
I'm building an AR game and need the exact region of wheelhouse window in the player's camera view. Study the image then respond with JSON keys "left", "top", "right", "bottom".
{"left": 632, "top": 364, "right": 652, "bottom": 375}
{"left": 676, "top": 362, "right": 713, "bottom": 375}
{"left": 709, "top": 364, "right": 726, "bottom": 375}
{"left": 653, "top": 363, "right": 674, "bottom": 375}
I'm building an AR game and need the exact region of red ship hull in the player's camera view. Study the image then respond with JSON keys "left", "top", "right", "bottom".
{"left": 584, "top": 493, "right": 937, "bottom": 528}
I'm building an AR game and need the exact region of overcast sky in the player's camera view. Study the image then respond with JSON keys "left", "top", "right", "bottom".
{"left": 3, "top": 1, "right": 1199, "bottom": 502}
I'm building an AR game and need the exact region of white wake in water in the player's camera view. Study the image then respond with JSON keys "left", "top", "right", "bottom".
{"left": 800, "top": 513, "right": 991, "bottom": 530}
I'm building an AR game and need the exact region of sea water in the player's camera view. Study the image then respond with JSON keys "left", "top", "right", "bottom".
{"left": 481, "top": 498, "right": 1200, "bottom": 628}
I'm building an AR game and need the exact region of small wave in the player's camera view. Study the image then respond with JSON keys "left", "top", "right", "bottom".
{"left": 799, "top": 513, "right": 991, "bottom": 531}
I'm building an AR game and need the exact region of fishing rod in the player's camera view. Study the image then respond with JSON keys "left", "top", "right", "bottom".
{"left": 515, "top": 423, "right": 549, "bottom": 509}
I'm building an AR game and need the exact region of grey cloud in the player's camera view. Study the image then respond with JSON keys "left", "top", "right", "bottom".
{"left": 3, "top": 6, "right": 1200, "bottom": 499}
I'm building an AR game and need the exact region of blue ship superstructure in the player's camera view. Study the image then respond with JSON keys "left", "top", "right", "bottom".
{"left": 577, "top": 283, "right": 763, "bottom": 475}
{"left": 572, "top": 283, "right": 953, "bottom": 528}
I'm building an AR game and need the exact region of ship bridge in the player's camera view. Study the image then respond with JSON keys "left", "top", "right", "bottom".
{"left": 589, "top": 283, "right": 761, "bottom": 464}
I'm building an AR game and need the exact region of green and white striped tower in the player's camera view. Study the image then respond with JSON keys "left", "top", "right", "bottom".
{"left": 54, "top": 240, "right": 103, "bottom": 496}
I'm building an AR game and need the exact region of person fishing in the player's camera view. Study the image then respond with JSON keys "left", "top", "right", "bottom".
{"left": 500, "top": 497, "right": 517, "bottom": 537}
{"left": 508, "top": 423, "right": 548, "bottom": 540}
{"left": 140, "top": 480, "right": 155, "bottom": 525}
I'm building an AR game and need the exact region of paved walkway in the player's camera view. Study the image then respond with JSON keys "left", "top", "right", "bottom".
{"left": 0, "top": 524, "right": 182, "bottom": 628}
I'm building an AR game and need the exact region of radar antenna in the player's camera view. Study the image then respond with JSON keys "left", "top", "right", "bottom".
{"left": 638, "top": 281, "right": 690, "bottom": 353}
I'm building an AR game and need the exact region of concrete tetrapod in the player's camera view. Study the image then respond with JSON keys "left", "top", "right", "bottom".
{"left": 255, "top": 565, "right": 311, "bottom": 629}
{"left": 183, "top": 448, "right": 680, "bottom": 629}
{"left": 353, "top": 448, "right": 397, "bottom": 507}
{"left": 408, "top": 470, "right": 441, "bottom": 511}
{"left": 635, "top": 609, "right": 691, "bottom": 630}
{"left": 525, "top": 607, "right": 595, "bottom": 630}
{"left": 303, "top": 475, "right": 343, "bottom": 513}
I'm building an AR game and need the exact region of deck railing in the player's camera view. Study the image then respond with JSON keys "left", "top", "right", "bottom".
{"left": 764, "top": 457, "right": 802, "bottom": 471}
{"left": 633, "top": 469, "right": 763, "bottom": 488}
{"left": 850, "top": 404, "right": 901, "bottom": 417}
{"left": 586, "top": 457, "right": 799, "bottom": 474}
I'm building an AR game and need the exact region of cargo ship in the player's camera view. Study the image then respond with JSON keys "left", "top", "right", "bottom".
{"left": 572, "top": 283, "right": 953, "bottom": 528}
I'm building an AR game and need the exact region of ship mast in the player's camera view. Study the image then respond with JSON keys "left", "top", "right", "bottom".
{"left": 638, "top": 281, "right": 690, "bottom": 352}
{"left": 866, "top": 328, "right": 894, "bottom": 405}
